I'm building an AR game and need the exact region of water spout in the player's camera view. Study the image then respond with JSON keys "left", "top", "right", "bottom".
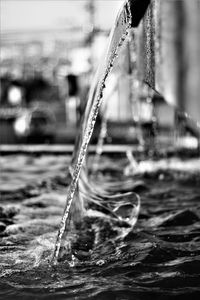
{"left": 52, "top": 0, "right": 151, "bottom": 264}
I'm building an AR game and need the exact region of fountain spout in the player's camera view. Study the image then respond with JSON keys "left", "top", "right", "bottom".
{"left": 129, "top": 0, "right": 150, "bottom": 27}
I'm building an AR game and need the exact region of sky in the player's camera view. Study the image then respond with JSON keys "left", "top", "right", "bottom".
{"left": 1, "top": 0, "right": 124, "bottom": 32}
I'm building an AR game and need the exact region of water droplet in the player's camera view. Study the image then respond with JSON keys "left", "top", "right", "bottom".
{"left": 96, "top": 259, "right": 105, "bottom": 266}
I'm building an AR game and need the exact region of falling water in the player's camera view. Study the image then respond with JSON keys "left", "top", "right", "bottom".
{"left": 52, "top": 0, "right": 200, "bottom": 265}
{"left": 92, "top": 102, "right": 109, "bottom": 173}
{"left": 52, "top": 0, "right": 133, "bottom": 263}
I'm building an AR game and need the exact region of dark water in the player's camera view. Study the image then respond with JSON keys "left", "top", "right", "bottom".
{"left": 0, "top": 154, "right": 200, "bottom": 299}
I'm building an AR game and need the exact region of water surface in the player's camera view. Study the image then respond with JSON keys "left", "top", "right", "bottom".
{"left": 0, "top": 154, "right": 200, "bottom": 299}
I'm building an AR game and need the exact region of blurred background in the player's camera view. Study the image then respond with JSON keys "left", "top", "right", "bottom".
{"left": 0, "top": 0, "right": 199, "bottom": 150}
{"left": 1, "top": 0, "right": 132, "bottom": 144}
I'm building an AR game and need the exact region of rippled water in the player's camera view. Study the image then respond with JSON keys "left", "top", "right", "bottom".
{"left": 0, "top": 154, "right": 200, "bottom": 299}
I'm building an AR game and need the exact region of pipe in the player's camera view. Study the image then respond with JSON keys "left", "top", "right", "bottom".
{"left": 129, "top": 0, "right": 151, "bottom": 27}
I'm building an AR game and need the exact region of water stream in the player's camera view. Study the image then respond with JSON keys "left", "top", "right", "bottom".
{"left": 91, "top": 102, "right": 109, "bottom": 173}
{"left": 52, "top": 0, "right": 133, "bottom": 263}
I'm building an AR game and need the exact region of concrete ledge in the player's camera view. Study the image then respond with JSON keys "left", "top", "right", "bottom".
{"left": 0, "top": 144, "right": 139, "bottom": 155}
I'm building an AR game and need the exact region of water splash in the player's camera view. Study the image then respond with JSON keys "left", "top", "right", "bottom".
{"left": 52, "top": 0, "right": 133, "bottom": 264}
{"left": 78, "top": 164, "right": 141, "bottom": 226}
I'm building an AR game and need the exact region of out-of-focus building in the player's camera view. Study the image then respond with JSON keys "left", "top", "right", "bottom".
{"left": 0, "top": 26, "right": 91, "bottom": 80}
{"left": 0, "top": 17, "right": 110, "bottom": 144}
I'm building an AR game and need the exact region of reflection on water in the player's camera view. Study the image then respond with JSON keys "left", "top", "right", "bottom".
{"left": 0, "top": 154, "right": 200, "bottom": 299}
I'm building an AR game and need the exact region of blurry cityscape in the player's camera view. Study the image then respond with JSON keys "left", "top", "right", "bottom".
{"left": 0, "top": 0, "right": 115, "bottom": 144}
{"left": 0, "top": 0, "right": 198, "bottom": 148}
